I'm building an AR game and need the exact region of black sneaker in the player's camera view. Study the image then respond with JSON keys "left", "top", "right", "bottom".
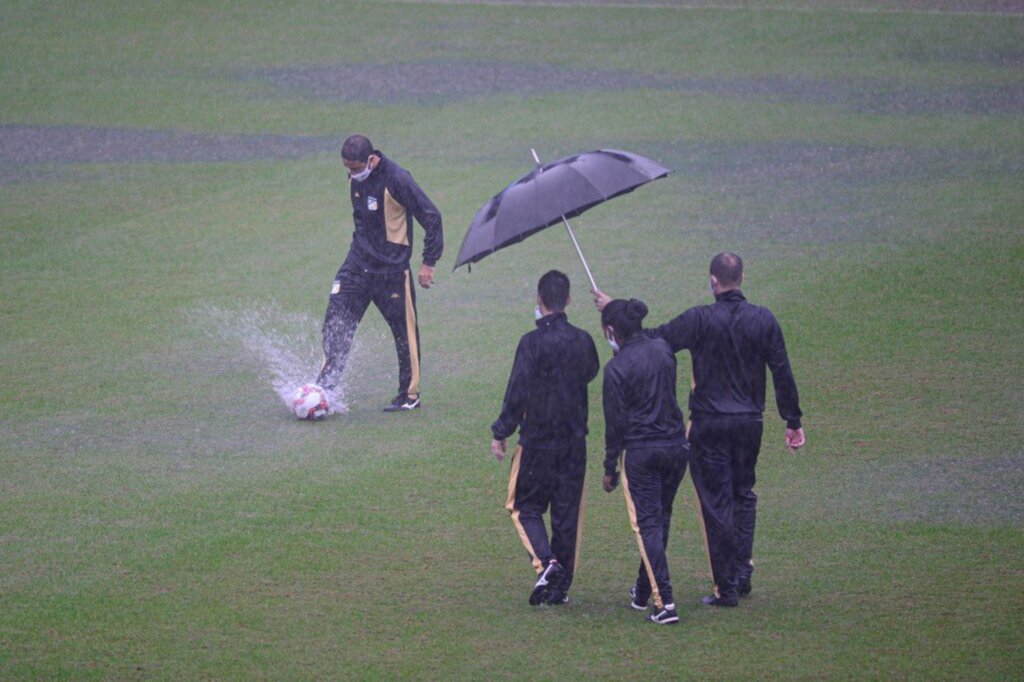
{"left": 529, "top": 560, "right": 562, "bottom": 606}
{"left": 738, "top": 578, "right": 752, "bottom": 597}
{"left": 383, "top": 394, "right": 420, "bottom": 412}
{"left": 545, "top": 590, "right": 569, "bottom": 606}
{"left": 629, "top": 585, "right": 649, "bottom": 611}
{"left": 647, "top": 604, "right": 679, "bottom": 625}
{"left": 545, "top": 569, "right": 570, "bottom": 605}
{"left": 702, "top": 594, "right": 738, "bottom": 607}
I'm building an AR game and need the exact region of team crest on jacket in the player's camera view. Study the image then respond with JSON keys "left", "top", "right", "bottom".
{"left": 367, "top": 196, "right": 378, "bottom": 211}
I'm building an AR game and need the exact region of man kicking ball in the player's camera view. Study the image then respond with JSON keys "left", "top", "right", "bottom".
{"left": 317, "top": 134, "right": 443, "bottom": 412}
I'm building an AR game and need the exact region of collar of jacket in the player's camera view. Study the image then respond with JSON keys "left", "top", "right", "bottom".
{"left": 621, "top": 332, "right": 645, "bottom": 348}
{"left": 714, "top": 289, "right": 746, "bottom": 303}
{"left": 369, "top": 150, "right": 386, "bottom": 177}
{"left": 535, "top": 311, "right": 568, "bottom": 328}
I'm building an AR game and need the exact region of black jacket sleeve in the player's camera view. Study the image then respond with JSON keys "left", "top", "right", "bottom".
{"left": 765, "top": 314, "right": 803, "bottom": 429}
{"left": 602, "top": 363, "right": 626, "bottom": 475}
{"left": 393, "top": 169, "right": 443, "bottom": 267}
{"left": 491, "top": 336, "right": 531, "bottom": 440}
{"left": 584, "top": 333, "right": 600, "bottom": 385}
{"left": 647, "top": 306, "right": 702, "bottom": 352}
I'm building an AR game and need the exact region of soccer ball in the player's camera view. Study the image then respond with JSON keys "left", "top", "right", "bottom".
{"left": 291, "top": 384, "right": 330, "bottom": 420}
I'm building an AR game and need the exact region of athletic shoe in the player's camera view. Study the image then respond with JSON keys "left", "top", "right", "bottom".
{"left": 629, "top": 585, "right": 649, "bottom": 611}
{"left": 545, "top": 569, "right": 570, "bottom": 605}
{"left": 383, "top": 394, "right": 421, "bottom": 412}
{"left": 701, "top": 594, "right": 738, "bottom": 607}
{"left": 529, "top": 560, "right": 562, "bottom": 606}
{"left": 647, "top": 604, "right": 679, "bottom": 625}
{"left": 738, "top": 578, "right": 752, "bottom": 597}
{"left": 545, "top": 590, "right": 569, "bottom": 605}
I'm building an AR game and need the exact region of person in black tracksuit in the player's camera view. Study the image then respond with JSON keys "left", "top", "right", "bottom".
{"left": 601, "top": 298, "right": 689, "bottom": 625}
{"left": 640, "top": 252, "right": 806, "bottom": 606}
{"left": 491, "top": 271, "right": 600, "bottom": 606}
{"left": 317, "top": 134, "right": 443, "bottom": 412}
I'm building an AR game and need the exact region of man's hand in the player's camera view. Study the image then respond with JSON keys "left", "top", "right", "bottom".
{"left": 418, "top": 264, "right": 436, "bottom": 289}
{"left": 603, "top": 472, "right": 619, "bottom": 492}
{"left": 491, "top": 438, "right": 507, "bottom": 462}
{"left": 786, "top": 427, "right": 806, "bottom": 452}
{"left": 592, "top": 287, "right": 612, "bottom": 313}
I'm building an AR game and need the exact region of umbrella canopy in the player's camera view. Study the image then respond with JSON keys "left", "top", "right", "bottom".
{"left": 454, "top": 149, "right": 671, "bottom": 276}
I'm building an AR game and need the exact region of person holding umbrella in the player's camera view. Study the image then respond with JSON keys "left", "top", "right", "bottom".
{"left": 491, "top": 270, "right": 600, "bottom": 606}
{"left": 601, "top": 298, "right": 690, "bottom": 625}
{"left": 595, "top": 252, "right": 805, "bottom": 606}
{"left": 317, "top": 134, "right": 443, "bottom": 412}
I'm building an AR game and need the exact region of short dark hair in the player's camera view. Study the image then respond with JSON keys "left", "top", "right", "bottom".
{"left": 710, "top": 252, "right": 743, "bottom": 286}
{"left": 537, "top": 270, "right": 570, "bottom": 312}
{"left": 601, "top": 298, "right": 649, "bottom": 338}
{"left": 341, "top": 135, "right": 374, "bottom": 163}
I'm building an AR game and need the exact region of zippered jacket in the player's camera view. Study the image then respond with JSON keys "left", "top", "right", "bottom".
{"left": 602, "top": 335, "right": 686, "bottom": 475}
{"left": 649, "top": 290, "right": 802, "bottom": 429}
{"left": 492, "top": 313, "right": 600, "bottom": 448}
{"left": 346, "top": 151, "right": 443, "bottom": 272}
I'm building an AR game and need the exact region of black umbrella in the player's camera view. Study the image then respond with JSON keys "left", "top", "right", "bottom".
{"left": 454, "top": 148, "right": 671, "bottom": 290}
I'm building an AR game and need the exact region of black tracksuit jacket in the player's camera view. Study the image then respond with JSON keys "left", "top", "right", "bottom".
{"left": 602, "top": 335, "right": 687, "bottom": 475}
{"left": 491, "top": 313, "right": 600, "bottom": 448}
{"left": 649, "top": 289, "right": 802, "bottom": 428}
{"left": 346, "top": 151, "right": 443, "bottom": 272}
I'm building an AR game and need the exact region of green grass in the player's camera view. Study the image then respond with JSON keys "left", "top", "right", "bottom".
{"left": 2, "top": 0, "right": 1022, "bottom": 679}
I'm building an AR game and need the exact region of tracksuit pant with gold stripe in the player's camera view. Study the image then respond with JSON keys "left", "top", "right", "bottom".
{"left": 620, "top": 442, "right": 689, "bottom": 610}
{"left": 505, "top": 439, "right": 587, "bottom": 590}
{"left": 318, "top": 258, "right": 420, "bottom": 399}
{"left": 687, "top": 417, "right": 763, "bottom": 601}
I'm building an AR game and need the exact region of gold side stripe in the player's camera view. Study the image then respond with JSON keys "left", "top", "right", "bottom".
{"left": 689, "top": 473, "right": 719, "bottom": 598}
{"left": 573, "top": 469, "right": 586, "bottom": 576}
{"left": 403, "top": 270, "right": 421, "bottom": 397}
{"left": 620, "top": 450, "right": 664, "bottom": 610}
{"left": 505, "top": 444, "right": 543, "bottom": 575}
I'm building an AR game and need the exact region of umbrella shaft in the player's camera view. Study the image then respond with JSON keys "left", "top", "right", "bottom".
{"left": 562, "top": 216, "right": 597, "bottom": 292}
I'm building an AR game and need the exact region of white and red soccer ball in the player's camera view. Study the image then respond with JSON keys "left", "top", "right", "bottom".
{"left": 290, "top": 384, "right": 330, "bottom": 420}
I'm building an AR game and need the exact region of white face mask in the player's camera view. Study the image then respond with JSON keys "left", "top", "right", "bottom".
{"left": 349, "top": 159, "right": 374, "bottom": 183}
{"left": 534, "top": 306, "right": 543, "bottom": 320}
{"left": 605, "top": 329, "right": 620, "bottom": 353}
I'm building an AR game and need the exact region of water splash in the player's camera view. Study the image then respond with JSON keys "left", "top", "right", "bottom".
{"left": 190, "top": 301, "right": 350, "bottom": 414}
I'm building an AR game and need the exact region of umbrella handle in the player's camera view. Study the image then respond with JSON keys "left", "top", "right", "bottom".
{"left": 531, "top": 149, "right": 600, "bottom": 293}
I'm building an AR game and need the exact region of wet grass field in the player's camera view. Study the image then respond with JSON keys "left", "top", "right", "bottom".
{"left": 1, "top": 1, "right": 1022, "bottom": 679}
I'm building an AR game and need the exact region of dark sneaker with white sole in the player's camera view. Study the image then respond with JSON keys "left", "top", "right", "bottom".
{"left": 383, "top": 394, "right": 420, "bottom": 412}
{"left": 702, "top": 594, "right": 738, "bottom": 607}
{"left": 629, "top": 585, "right": 649, "bottom": 611}
{"left": 529, "top": 560, "right": 562, "bottom": 606}
{"left": 647, "top": 604, "right": 679, "bottom": 625}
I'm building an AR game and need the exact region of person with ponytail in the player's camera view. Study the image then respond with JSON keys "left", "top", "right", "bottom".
{"left": 601, "top": 298, "right": 690, "bottom": 625}
{"left": 594, "top": 252, "right": 805, "bottom": 607}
